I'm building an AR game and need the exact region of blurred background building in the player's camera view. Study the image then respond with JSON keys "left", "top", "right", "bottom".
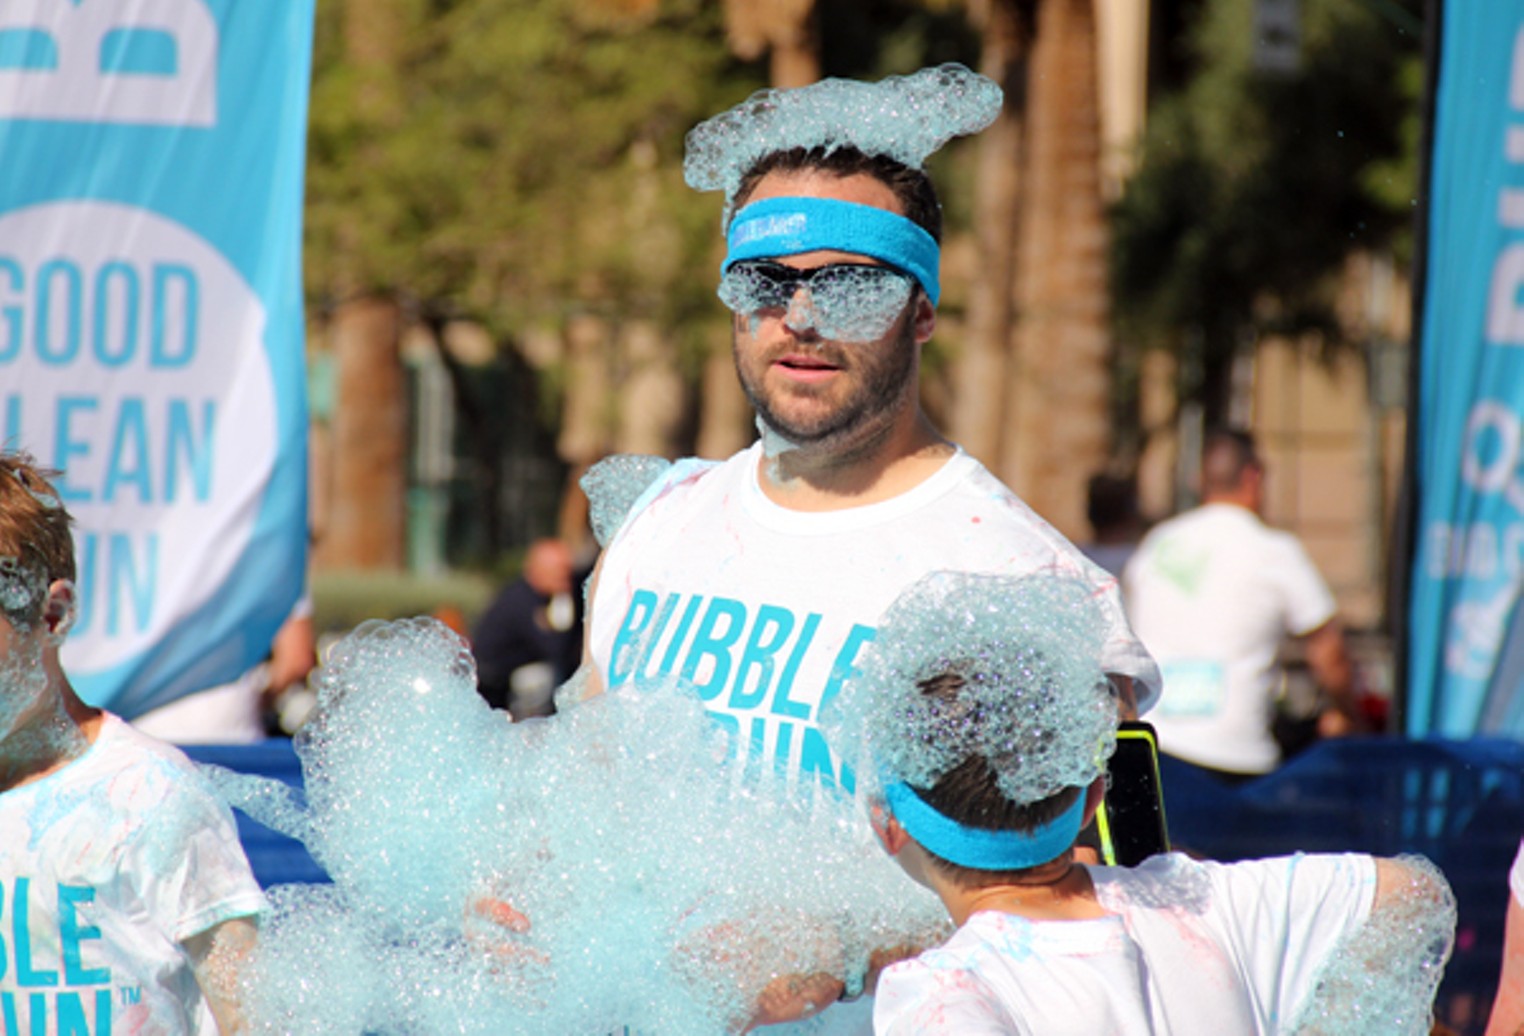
{"left": 301, "top": 0, "right": 1421, "bottom": 702}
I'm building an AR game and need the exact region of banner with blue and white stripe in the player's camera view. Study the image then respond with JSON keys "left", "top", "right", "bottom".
{"left": 1411, "top": 6, "right": 1524, "bottom": 736}
{"left": 0, "top": 0, "right": 314, "bottom": 716}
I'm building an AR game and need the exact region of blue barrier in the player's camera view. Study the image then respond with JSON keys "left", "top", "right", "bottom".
{"left": 184, "top": 741, "right": 329, "bottom": 887}
{"left": 193, "top": 736, "right": 1524, "bottom": 1032}
{"left": 1160, "top": 738, "right": 1524, "bottom": 1032}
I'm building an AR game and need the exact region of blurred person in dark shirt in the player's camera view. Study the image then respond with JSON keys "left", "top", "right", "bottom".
{"left": 472, "top": 539, "right": 582, "bottom": 720}
{"left": 1079, "top": 472, "right": 1144, "bottom": 579}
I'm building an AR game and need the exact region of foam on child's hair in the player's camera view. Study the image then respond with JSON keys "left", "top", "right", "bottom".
{"left": 684, "top": 63, "right": 1002, "bottom": 215}
{"left": 823, "top": 570, "right": 1118, "bottom": 804}
{"left": 0, "top": 562, "right": 48, "bottom": 735}
{"left": 0, "top": 559, "right": 83, "bottom": 763}
{"left": 1289, "top": 854, "right": 1457, "bottom": 1036}
{"left": 209, "top": 618, "right": 947, "bottom": 1033}
{"left": 0, "top": 557, "right": 37, "bottom": 618}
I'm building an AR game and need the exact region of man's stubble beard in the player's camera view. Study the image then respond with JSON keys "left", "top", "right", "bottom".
{"left": 734, "top": 319, "right": 919, "bottom": 453}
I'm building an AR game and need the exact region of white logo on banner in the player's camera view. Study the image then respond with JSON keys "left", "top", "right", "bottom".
{"left": 0, "top": 201, "right": 275, "bottom": 672}
{"left": 1447, "top": 579, "right": 1520, "bottom": 680}
{"left": 1486, "top": 27, "right": 1524, "bottom": 344}
{"left": 0, "top": 0, "right": 218, "bottom": 127}
{"left": 1433, "top": 403, "right": 1524, "bottom": 677}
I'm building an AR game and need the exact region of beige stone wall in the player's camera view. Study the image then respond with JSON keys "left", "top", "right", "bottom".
{"left": 1094, "top": 0, "right": 1150, "bottom": 198}
{"left": 1249, "top": 253, "right": 1411, "bottom": 632}
{"left": 1252, "top": 339, "right": 1384, "bottom": 627}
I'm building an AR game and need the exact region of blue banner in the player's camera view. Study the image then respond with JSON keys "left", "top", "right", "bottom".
{"left": 1411, "top": 5, "right": 1524, "bottom": 736}
{"left": 0, "top": 0, "right": 314, "bottom": 716}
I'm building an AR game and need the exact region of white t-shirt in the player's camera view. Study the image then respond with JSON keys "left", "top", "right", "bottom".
{"left": 1, "top": 714, "right": 267, "bottom": 1035}
{"left": 589, "top": 443, "right": 1160, "bottom": 791}
{"left": 132, "top": 668, "right": 270, "bottom": 744}
{"left": 874, "top": 853, "right": 1376, "bottom": 1035}
{"left": 133, "top": 594, "right": 313, "bottom": 745}
{"left": 1122, "top": 503, "right": 1336, "bottom": 774}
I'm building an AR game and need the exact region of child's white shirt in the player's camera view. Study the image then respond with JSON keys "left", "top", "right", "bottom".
{"left": 874, "top": 852, "right": 1375, "bottom": 1035}
{"left": 0, "top": 713, "right": 266, "bottom": 1034}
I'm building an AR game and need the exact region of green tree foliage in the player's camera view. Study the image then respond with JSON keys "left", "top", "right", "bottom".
{"left": 1110, "top": 0, "right": 1423, "bottom": 418}
{"left": 305, "top": 0, "right": 760, "bottom": 338}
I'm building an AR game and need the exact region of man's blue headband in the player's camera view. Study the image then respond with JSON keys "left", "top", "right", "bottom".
{"left": 883, "top": 780, "right": 1086, "bottom": 871}
{"left": 724, "top": 196, "right": 941, "bottom": 306}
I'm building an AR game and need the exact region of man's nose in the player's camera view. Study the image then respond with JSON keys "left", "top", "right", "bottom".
{"left": 782, "top": 286, "right": 819, "bottom": 335}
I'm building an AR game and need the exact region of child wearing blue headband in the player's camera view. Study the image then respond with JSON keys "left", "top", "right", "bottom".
{"left": 837, "top": 571, "right": 1456, "bottom": 1035}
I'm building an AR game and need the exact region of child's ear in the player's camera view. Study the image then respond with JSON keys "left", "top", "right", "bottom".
{"left": 1081, "top": 775, "right": 1107, "bottom": 827}
{"left": 869, "top": 803, "right": 911, "bottom": 856}
{"left": 43, "top": 580, "right": 76, "bottom": 639}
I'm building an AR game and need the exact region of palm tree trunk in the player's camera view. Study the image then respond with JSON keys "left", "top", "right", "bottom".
{"left": 951, "top": 0, "right": 1034, "bottom": 465}
{"left": 1001, "top": 0, "right": 1112, "bottom": 542}
{"left": 723, "top": 0, "right": 821, "bottom": 87}
{"left": 695, "top": 0, "right": 824, "bottom": 460}
{"left": 615, "top": 318, "right": 685, "bottom": 455}
{"left": 556, "top": 313, "right": 615, "bottom": 546}
{"left": 319, "top": 295, "right": 408, "bottom": 569}
{"left": 316, "top": 0, "right": 411, "bottom": 571}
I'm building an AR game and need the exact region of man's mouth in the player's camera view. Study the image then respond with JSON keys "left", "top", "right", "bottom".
{"left": 776, "top": 353, "right": 842, "bottom": 373}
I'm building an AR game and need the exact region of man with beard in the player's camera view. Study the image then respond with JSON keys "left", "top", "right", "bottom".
{"left": 572, "top": 67, "right": 1160, "bottom": 1029}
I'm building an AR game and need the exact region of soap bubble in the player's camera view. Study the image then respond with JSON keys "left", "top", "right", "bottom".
{"left": 0, "top": 557, "right": 39, "bottom": 621}
{"left": 757, "top": 414, "right": 800, "bottom": 462}
{"left": 0, "top": 562, "right": 49, "bottom": 740}
{"left": 1289, "top": 854, "right": 1456, "bottom": 1036}
{"left": 580, "top": 454, "right": 673, "bottom": 547}
{"left": 210, "top": 618, "right": 948, "bottom": 1033}
{"left": 685, "top": 63, "right": 1003, "bottom": 211}
{"left": 823, "top": 570, "right": 1117, "bottom": 805}
{"left": 718, "top": 260, "right": 915, "bottom": 343}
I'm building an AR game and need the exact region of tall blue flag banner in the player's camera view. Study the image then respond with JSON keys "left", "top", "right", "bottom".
{"left": 1412, "top": 5, "right": 1524, "bottom": 736}
{"left": 0, "top": 0, "right": 314, "bottom": 716}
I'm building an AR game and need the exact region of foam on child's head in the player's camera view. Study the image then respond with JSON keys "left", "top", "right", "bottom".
{"left": 683, "top": 63, "right": 1002, "bottom": 216}
{"left": 0, "top": 558, "right": 38, "bottom": 620}
{"left": 824, "top": 570, "right": 1118, "bottom": 805}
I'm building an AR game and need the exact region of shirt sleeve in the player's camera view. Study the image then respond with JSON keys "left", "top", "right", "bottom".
{"left": 1268, "top": 532, "right": 1338, "bottom": 636}
{"left": 130, "top": 764, "right": 268, "bottom": 943}
{"left": 1211, "top": 853, "right": 1375, "bottom": 1022}
{"left": 873, "top": 958, "right": 1023, "bottom": 1036}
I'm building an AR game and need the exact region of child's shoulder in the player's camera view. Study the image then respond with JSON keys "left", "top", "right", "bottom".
{"left": 90, "top": 714, "right": 238, "bottom": 824}
{"left": 6, "top": 714, "right": 245, "bottom": 876}
{"left": 1089, "top": 853, "right": 1215, "bottom": 909}
{"left": 1091, "top": 851, "right": 1378, "bottom": 921}
{"left": 97, "top": 711, "right": 208, "bottom": 773}
{"left": 918, "top": 909, "right": 1126, "bottom": 972}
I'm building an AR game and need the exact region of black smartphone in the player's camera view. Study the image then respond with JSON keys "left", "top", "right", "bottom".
{"left": 1096, "top": 720, "right": 1171, "bottom": 866}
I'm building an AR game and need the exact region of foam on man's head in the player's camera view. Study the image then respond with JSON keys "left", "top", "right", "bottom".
{"left": 683, "top": 63, "right": 1002, "bottom": 220}
{"left": 824, "top": 570, "right": 1118, "bottom": 807}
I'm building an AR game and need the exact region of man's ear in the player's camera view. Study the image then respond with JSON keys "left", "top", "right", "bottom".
{"left": 912, "top": 295, "right": 936, "bottom": 345}
{"left": 43, "top": 580, "right": 76, "bottom": 639}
